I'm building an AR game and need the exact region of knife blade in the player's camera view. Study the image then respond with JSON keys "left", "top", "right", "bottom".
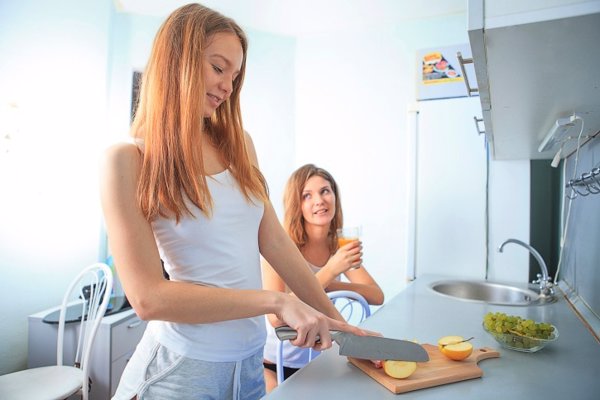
{"left": 275, "top": 326, "right": 429, "bottom": 362}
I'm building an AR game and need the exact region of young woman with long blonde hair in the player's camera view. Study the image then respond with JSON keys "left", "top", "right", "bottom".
{"left": 100, "top": 5, "right": 365, "bottom": 399}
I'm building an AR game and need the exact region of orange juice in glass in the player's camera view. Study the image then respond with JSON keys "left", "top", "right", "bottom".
{"left": 336, "top": 226, "right": 362, "bottom": 269}
{"left": 337, "top": 237, "right": 357, "bottom": 248}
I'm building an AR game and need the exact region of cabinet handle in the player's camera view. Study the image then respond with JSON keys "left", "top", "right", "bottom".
{"left": 457, "top": 52, "right": 479, "bottom": 96}
{"left": 473, "top": 116, "right": 485, "bottom": 135}
{"left": 127, "top": 319, "right": 143, "bottom": 329}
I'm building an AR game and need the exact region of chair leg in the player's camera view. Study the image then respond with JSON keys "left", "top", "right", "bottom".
{"left": 276, "top": 341, "right": 284, "bottom": 384}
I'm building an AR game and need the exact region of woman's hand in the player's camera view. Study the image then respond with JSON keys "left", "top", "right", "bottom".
{"left": 274, "top": 293, "right": 366, "bottom": 351}
{"left": 326, "top": 240, "right": 363, "bottom": 275}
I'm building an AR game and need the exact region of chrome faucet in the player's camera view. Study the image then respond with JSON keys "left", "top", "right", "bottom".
{"left": 498, "top": 238, "right": 554, "bottom": 297}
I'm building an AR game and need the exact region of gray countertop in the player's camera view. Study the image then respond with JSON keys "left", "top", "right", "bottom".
{"left": 262, "top": 274, "right": 600, "bottom": 399}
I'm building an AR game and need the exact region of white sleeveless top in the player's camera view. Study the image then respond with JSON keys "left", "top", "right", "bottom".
{"left": 147, "top": 169, "right": 265, "bottom": 362}
{"left": 263, "top": 261, "right": 340, "bottom": 368}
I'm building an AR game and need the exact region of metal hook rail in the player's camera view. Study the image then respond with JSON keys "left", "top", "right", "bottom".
{"left": 566, "top": 167, "right": 600, "bottom": 199}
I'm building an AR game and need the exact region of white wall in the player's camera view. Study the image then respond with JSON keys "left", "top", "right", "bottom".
{"left": 293, "top": 29, "right": 410, "bottom": 302}
{"left": 105, "top": 11, "right": 163, "bottom": 145}
{"left": 0, "top": 0, "right": 113, "bottom": 375}
{"left": 242, "top": 30, "right": 296, "bottom": 219}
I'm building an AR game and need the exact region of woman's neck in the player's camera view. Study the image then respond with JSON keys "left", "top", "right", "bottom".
{"left": 301, "top": 224, "right": 332, "bottom": 267}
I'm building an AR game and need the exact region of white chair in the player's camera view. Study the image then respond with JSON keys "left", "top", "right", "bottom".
{"left": 0, "top": 263, "right": 113, "bottom": 400}
{"left": 275, "top": 290, "right": 371, "bottom": 384}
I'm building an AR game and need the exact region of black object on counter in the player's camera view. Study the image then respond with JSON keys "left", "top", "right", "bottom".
{"left": 42, "top": 296, "right": 131, "bottom": 324}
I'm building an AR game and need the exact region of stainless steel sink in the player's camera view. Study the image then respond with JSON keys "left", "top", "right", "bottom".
{"left": 429, "top": 279, "right": 556, "bottom": 306}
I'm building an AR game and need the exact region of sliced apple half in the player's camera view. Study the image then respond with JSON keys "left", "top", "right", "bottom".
{"left": 438, "top": 336, "right": 473, "bottom": 361}
{"left": 383, "top": 360, "right": 417, "bottom": 379}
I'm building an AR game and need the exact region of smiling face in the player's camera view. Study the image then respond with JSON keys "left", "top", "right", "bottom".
{"left": 202, "top": 32, "right": 243, "bottom": 117}
{"left": 301, "top": 175, "right": 336, "bottom": 229}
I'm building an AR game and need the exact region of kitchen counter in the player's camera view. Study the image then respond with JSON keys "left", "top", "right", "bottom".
{"left": 262, "top": 274, "right": 600, "bottom": 399}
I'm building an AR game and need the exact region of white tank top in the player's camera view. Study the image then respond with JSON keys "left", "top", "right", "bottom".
{"left": 263, "top": 261, "right": 340, "bottom": 368}
{"left": 147, "top": 169, "right": 265, "bottom": 362}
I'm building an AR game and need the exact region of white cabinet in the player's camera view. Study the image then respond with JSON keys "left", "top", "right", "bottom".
{"left": 28, "top": 307, "right": 147, "bottom": 400}
{"left": 467, "top": 0, "right": 600, "bottom": 160}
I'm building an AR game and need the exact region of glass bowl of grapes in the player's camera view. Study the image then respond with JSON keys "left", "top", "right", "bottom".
{"left": 483, "top": 312, "right": 558, "bottom": 353}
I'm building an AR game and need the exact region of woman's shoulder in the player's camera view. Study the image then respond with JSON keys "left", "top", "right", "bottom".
{"left": 105, "top": 141, "right": 141, "bottom": 159}
{"left": 243, "top": 130, "right": 259, "bottom": 166}
{"left": 99, "top": 142, "right": 143, "bottom": 203}
{"left": 101, "top": 141, "right": 142, "bottom": 174}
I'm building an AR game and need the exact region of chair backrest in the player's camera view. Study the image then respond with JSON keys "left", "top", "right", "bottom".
{"left": 57, "top": 263, "right": 113, "bottom": 399}
{"left": 327, "top": 290, "right": 371, "bottom": 324}
{"left": 276, "top": 290, "right": 371, "bottom": 384}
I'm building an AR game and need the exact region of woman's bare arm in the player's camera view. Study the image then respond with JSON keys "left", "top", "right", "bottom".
{"left": 242, "top": 132, "right": 344, "bottom": 322}
{"left": 325, "top": 269, "right": 384, "bottom": 306}
{"left": 313, "top": 240, "right": 384, "bottom": 305}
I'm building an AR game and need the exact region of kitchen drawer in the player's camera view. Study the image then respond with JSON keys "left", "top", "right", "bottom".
{"left": 111, "top": 314, "right": 146, "bottom": 360}
{"left": 110, "top": 351, "right": 133, "bottom": 397}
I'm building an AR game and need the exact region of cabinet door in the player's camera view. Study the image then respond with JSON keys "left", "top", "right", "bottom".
{"left": 109, "top": 314, "right": 147, "bottom": 395}
{"left": 111, "top": 351, "right": 134, "bottom": 397}
{"left": 111, "top": 314, "right": 146, "bottom": 361}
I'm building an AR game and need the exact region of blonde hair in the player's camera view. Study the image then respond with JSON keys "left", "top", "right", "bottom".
{"left": 283, "top": 164, "right": 343, "bottom": 253}
{"left": 132, "top": 3, "right": 267, "bottom": 221}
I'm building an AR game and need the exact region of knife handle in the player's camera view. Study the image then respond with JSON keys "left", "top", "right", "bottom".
{"left": 275, "top": 325, "right": 340, "bottom": 342}
{"left": 275, "top": 325, "right": 299, "bottom": 341}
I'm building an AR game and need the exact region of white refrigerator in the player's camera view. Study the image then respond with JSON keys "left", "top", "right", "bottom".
{"left": 406, "top": 96, "right": 531, "bottom": 282}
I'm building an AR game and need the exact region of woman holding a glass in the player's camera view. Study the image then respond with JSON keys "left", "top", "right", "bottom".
{"left": 261, "top": 164, "right": 384, "bottom": 392}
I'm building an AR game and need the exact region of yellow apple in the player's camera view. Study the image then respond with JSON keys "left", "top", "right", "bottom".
{"left": 438, "top": 336, "right": 473, "bottom": 361}
{"left": 383, "top": 360, "right": 417, "bottom": 379}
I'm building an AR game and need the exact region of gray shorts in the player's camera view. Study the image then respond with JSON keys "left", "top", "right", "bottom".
{"left": 112, "top": 330, "right": 266, "bottom": 400}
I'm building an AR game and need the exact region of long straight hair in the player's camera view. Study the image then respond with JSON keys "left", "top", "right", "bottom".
{"left": 132, "top": 3, "right": 267, "bottom": 222}
{"left": 283, "top": 164, "right": 343, "bottom": 253}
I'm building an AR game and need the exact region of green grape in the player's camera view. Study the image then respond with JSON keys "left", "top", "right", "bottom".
{"left": 483, "top": 312, "right": 555, "bottom": 349}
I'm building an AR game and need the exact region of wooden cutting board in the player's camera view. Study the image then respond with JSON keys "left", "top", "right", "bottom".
{"left": 348, "top": 344, "right": 500, "bottom": 394}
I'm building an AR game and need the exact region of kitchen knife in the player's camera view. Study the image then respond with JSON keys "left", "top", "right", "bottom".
{"left": 275, "top": 326, "right": 429, "bottom": 362}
